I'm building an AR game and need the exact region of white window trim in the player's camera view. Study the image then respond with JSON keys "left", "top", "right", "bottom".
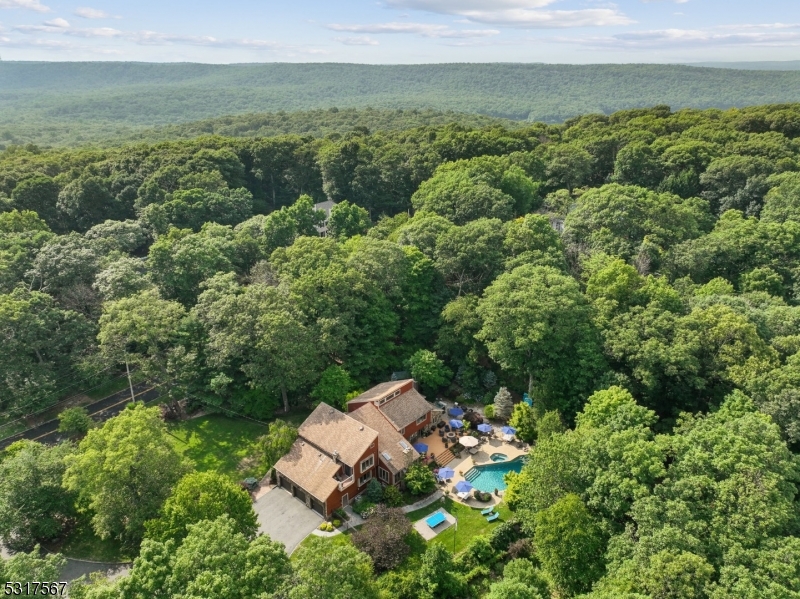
{"left": 358, "top": 471, "right": 373, "bottom": 486}
{"left": 378, "top": 467, "right": 390, "bottom": 482}
{"left": 416, "top": 414, "right": 427, "bottom": 425}
{"left": 360, "top": 455, "right": 374, "bottom": 473}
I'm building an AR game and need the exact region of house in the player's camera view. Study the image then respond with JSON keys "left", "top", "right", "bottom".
{"left": 273, "top": 380, "right": 440, "bottom": 517}
{"left": 346, "top": 379, "right": 435, "bottom": 441}
{"left": 314, "top": 200, "right": 337, "bottom": 236}
{"left": 274, "top": 402, "right": 378, "bottom": 517}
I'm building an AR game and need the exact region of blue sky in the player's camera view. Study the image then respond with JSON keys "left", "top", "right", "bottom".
{"left": 0, "top": 0, "right": 798, "bottom": 63}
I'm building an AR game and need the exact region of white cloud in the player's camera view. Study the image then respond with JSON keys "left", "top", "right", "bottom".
{"left": 328, "top": 21, "right": 499, "bottom": 38}
{"left": 384, "top": 0, "right": 631, "bottom": 28}
{"left": 74, "top": 7, "right": 116, "bottom": 19}
{"left": 334, "top": 35, "right": 379, "bottom": 46}
{"left": 0, "top": 0, "right": 49, "bottom": 12}
{"left": 561, "top": 24, "right": 800, "bottom": 49}
{"left": 641, "top": 0, "right": 689, "bottom": 3}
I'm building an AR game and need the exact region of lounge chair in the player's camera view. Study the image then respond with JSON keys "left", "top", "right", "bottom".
{"left": 480, "top": 506, "right": 494, "bottom": 516}
{"left": 486, "top": 512, "right": 500, "bottom": 522}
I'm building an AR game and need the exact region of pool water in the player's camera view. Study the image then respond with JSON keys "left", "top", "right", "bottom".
{"left": 489, "top": 453, "right": 508, "bottom": 462}
{"left": 464, "top": 456, "right": 526, "bottom": 493}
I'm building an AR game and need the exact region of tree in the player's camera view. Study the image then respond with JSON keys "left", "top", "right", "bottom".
{"left": 10, "top": 175, "right": 60, "bottom": 228}
{"left": 328, "top": 200, "right": 372, "bottom": 239}
{"left": 257, "top": 419, "right": 298, "bottom": 472}
{"left": 352, "top": 505, "right": 413, "bottom": 572}
{"left": 406, "top": 350, "right": 452, "bottom": 397}
{"left": 0, "top": 209, "right": 54, "bottom": 293}
{"left": 364, "top": 479, "right": 384, "bottom": 504}
{"left": 417, "top": 543, "right": 465, "bottom": 599}
{"left": 290, "top": 535, "right": 379, "bottom": 599}
{"left": 534, "top": 493, "right": 606, "bottom": 596}
{"left": 144, "top": 471, "right": 258, "bottom": 543}
{"left": 120, "top": 515, "right": 290, "bottom": 599}
{"left": 57, "top": 175, "right": 118, "bottom": 232}
{"left": 434, "top": 218, "right": 506, "bottom": 296}
{"left": 477, "top": 265, "right": 606, "bottom": 418}
{"left": 93, "top": 256, "right": 153, "bottom": 301}
{"left": 396, "top": 211, "right": 455, "bottom": 259}
{"left": 58, "top": 407, "right": 93, "bottom": 438}
{"left": 0, "top": 441, "right": 76, "bottom": 551}
{"left": 611, "top": 141, "right": 663, "bottom": 189}
{"left": 310, "top": 365, "right": 355, "bottom": 410}
{"left": 760, "top": 171, "right": 800, "bottom": 223}
{"left": 536, "top": 410, "right": 565, "bottom": 440}
{"left": 493, "top": 387, "right": 514, "bottom": 421}
{"left": 63, "top": 404, "right": 191, "bottom": 545}
{"left": 411, "top": 168, "right": 515, "bottom": 224}
{"left": 508, "top": 402, "right": 536, "bottom": 443}
{"left": 0, "top": 547, "right": 65, "bottom": 586}
{"left": 404, "top": 462, "right": 437, "bottom": 496}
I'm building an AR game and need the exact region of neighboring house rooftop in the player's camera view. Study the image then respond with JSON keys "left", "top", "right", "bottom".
{"left": 298, "top": 402, "right": 378, "bottom": 467}
{"left": 379, "top": 388, "right": 435, "bottom": 431}
{"left": 350, "top": 403, "right": 419, "bottom": 475}
{"left": 273, "top": 439, "right": 341, "bottom": 500}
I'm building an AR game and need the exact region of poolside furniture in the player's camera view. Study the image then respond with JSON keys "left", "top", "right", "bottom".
{"left": 468, "top": 447, "right": 479, "bottom": 455}
{"left": 457, "top": 491, "right": 470, "bottom": 500}
{"left": 486, "top": 512, "right": 500, "bottom": 522}
{"left": 501, "top": 426, "right": 516, "bottom": 435}
{"left": 426, "top": 511, "right": 446, "bottom": 528}
{"left": 480, "top": 506, "right": 494, "bottom": 516}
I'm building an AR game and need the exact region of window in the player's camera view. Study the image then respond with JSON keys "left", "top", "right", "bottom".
{"left": 358, "top": 471, "right": 372, "bottom": 486}
{"left": 378, "top": 467, "right": 390, "bottom": 483}
{"left": 416, "top": 414, "right": 427, "bottom": 425}
{"left": 360, "top": 455, "right": 374, "bottom": 473}
{"left": 400, "top": 427, "right": 406, "bottom": 435}
{"left": 377, "top": 390, "right": 401, "bottom": 406}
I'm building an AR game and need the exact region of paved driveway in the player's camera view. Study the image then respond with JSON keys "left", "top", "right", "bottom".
{"left": 254, "top": 488, "right": 324, "bottom": 553}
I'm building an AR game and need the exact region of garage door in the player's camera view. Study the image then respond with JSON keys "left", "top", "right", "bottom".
{"left": 294, "top": 488, "right": 306, "bottom": 503}
{"left": 281, "top": 476, "right": 292, "bottom": 492}
{"left": 311, "top": 497, "right": 325, "bottom": 516}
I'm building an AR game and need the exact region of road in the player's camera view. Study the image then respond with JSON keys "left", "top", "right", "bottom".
{"left": 0, "top": 382, "right": 160, "bottom": 450}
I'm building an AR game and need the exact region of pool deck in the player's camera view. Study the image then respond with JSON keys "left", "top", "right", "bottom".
{"left": 420, "top": 425, "right": 528, "bottom": 508}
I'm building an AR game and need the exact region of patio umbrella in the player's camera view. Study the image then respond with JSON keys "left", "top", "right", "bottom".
{"left": 501, "top": 425, "right": 516, "bottom": 435}
{"left": 455, "top": 480, "right": 473, "bottom": 493}
{"left": 449, "top": 419, "right": 464, "bottom": 429}
{"left": 477, "top": 423, "right": 492, "bottom": 433}
{"left": 448, "top": 406, "right": 464, "bottom": 417}
{"left": 437, "top": 467, "right": 455, "bottom": 480}
{"left": 413, "top": 442, "right": 428, "bottom": 453}
{"left": 459, "top": 435, "right": 479, "bottom": 448}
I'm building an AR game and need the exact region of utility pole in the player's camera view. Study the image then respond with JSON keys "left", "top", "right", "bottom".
{"left": 125, "top": 359, "right": 135, "bottom": 403}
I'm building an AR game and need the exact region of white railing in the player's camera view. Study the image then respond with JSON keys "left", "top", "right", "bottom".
{"left": 338, "top": 475, "right": 354, "bottom": 491}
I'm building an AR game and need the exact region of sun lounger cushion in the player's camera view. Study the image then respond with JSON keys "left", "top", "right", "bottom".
{"left": 485, "top": 512, "right": 500, "bottom": 522}
{"left": 480, "top": 507, "right": 494, "bottom": 515}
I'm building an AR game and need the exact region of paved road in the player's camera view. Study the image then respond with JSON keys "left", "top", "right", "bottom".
{"left": 0, "top": 382, "right": 160, "bottom": 450}
{"left": 254, "top": 488, "right": 323, "bottom": 554}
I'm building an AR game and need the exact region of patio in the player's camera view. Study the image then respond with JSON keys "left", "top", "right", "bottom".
{"left": 416, "top": 424, "right": 528, "bottom": 508}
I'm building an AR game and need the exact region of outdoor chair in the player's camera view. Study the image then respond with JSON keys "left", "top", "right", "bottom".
{"left": 486, "top": 512, "right": 500, "bottom": 522}
{"left": 480, "top": 506, "right": 494, "bottom": 516}
{"left": 439, "top": 430, "right": 444, "bottom": 437}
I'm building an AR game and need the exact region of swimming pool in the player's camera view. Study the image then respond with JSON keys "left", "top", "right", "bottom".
{"left": 464, "top": 456, "right": 526, "bottom": 493}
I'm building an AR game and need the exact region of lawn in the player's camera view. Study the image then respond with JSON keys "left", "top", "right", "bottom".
{"left": 167, "top": 414, "right": 268, "bottom": 481}
{"left": 406, "top": 497, "right": 512, "bottom": 554}
{"left": 47, "top": 515, "right": 134, "bottom": 563}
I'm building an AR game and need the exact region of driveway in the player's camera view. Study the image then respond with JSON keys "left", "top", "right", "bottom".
{"left": 254, "top": 488, "right": 324, "bottom": 554}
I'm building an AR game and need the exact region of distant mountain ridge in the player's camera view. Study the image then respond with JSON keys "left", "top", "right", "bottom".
{"left": 2, "top": 62, "right": 800, "bottom": 147}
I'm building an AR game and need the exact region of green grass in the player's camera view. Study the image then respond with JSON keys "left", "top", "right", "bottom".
{"left": 49, "top": 516, "right": 133, "bottom": 563}
{"left": 292, "top": 530, "right": 354, "bottom": 559}
{"left": 166, "top": 414, "right": 268, "bottom": 481}
{"left": 406, "top": 497, "right": 512, "bottom": 554}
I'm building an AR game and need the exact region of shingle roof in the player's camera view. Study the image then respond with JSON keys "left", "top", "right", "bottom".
{"left": 350, "top": 403, "right": 419, "bottom": 475}
{"left": 347, "top": 380, "right": 411, "bottom": 406}
{"left": 379, "top": 388, "right": 435, "bottom": 431}
{"left": 274, "top": 439, "right": 341, "bottom": 501}
{"left": 298, "top": 402, "right": 378, "bottom": 467}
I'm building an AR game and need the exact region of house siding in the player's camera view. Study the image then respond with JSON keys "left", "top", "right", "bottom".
{"left": 401, "top": 410, "right": 431, "bottom": 440}
{"left": 323, "top": 442, "right": 379, "bottom": 516}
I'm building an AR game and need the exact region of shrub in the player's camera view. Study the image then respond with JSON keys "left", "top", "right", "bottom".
{"left": 319, "top": 523, "right": 328, "bottom": 531}
{"left": 382, "top": 484, "right": 404, "bottom": 507}
{"left": 332, "top": 519, "right": 341, "bottom": 527}
{"left": 352, "top": 498, "right": 375, "bottom": 515}
{"left": 484, "top": 404, "right": 496, "bottom": 419}
{"left": 365, "top": 478, "right": 384, "bottom": 503}
{"left": 352, "top": 505, "right": 413, "bottom": 572}
{"left": 489, "top": 519, "right": 524, "bottom": 552}
{"left": 57, "top": 407, "right": 93, "bottom": 438}
{"left": 405, "top": 462, "right": 437, "bottom": 496}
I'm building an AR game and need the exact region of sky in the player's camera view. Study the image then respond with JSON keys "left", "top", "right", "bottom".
{"left": 0, "top": 0, "right": 798, "bottom": 64}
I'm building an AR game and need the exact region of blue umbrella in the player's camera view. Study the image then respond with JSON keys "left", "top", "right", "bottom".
{"left": 448, "top": 406, "right": 464, "bottom": 417}
{"left": 501, "top": 425, "right": 516, "bottom": 435}
{"left": 437, "top": 467, "right": 455, "bottom": 480}
{"left": 477, "top": 423, "right": 492, "bottom": 433}
{"left": 455, "top": 480, "right": 473, "bottom": 493}
{"left": 413, "top": 442, "right": 428, "bottom": 453}
{"left": 449, "top": 419, "right": 464, "bottom": 429}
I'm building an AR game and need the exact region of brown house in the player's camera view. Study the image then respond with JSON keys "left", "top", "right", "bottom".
{"left": 274, "top": 403, "right": 379, "bottom": 517}
{"left": 274, "top": 380, "right": 439, "bottom": 518}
